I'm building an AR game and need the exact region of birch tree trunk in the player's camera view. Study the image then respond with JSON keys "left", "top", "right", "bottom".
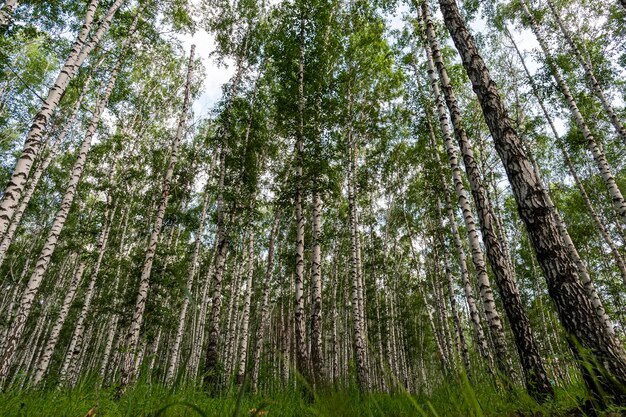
{"left": 518, "top": 0, "right": 626, "bottom": 223}
{"left": 293, "top": 11, "right": 309, "bottom": 385}
{"left": 236, "top": 232, "right": 255, "bottom": 385}
{"left": 165, "top": 189, "right": 209, "bottom": 385}
{"left": 0, "top": 0, "right": 123, "bottom": 242}
{"left": 422, "top": 1, "right": 552, "bottom": 399}
{"left": 419, "top": 24, "right": 507, "bottom": 372}
{"left": 545, "top": 0, "right": 626, "bottom": 144}
{"left": 310, "top": 190, "right": 324, "bottom": 386}
{"left": 31, "top": 261, "right": 86, "bottom": 385}
{"left": 347, "top": 125, "right": 368, "bottom": 392}
{"left": 251, "top": 213, "right": 280, "bottom": 392}
{"left": 438, "top": 0, "right": 626, "bottom": 402}
{"left": 0, "top": 34, "right": 128, "bottom": 385}
{"left": 506, "top": 29, "right": 619, "bottom": 331}
{"left": 0, "top": 68, "right": 93, "bottom": 269}
{"left": 426, "top": 104, "right": 492, "bottom": 366}
{"left": 119, "top": 45, "right": 195, "bottom": 392}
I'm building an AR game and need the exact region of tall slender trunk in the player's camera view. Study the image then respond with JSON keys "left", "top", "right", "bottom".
{"left": 0, "top": 0, "right": 123, "bottom": 241}
{"left": 0, "top": 31, "right": 130, "bottom": 384}
{"left": 347, "top": 125, "right": 368, "bottom": 392}
{"left": 59, "top": 199, "right": 117, "bottom": 385}
{"left": 518, "top": 0, "right": 626, "bottom": 223}
{"left": 422, "top": 1, "right": 552, "bottom": 399}
{"left": 438, "top": 0, "right": 626, "bottom": 402}
{"left": 507, "top": 28, "right": 622, "bottom": 331}
{"left": 165, "top": 187, "right": 210, "bottom": 385}
{"left": 294, "top": 10, "right": 309, "bottom": 384}
{"left": 310, "top": 190, "right": 324, "bottom": 386}
{"left": 251, "top": 213, "right": 280, "bottom": 392}
{"left": 236, "top": 232, "right": 255, "bottom": 385}
{"left": 31, "top": 261, "right": 86, "bottom": 385}
{"left": 545, "top": 0, "right": 626, "bottom": 143}
{"left": 419, "top": 25, "right": 507, "bottom": 373}
{"left": 0, "top": 69, "right": 93, "bottom": 269}
{"left": 119, "top": 45, "right": 195, "bottom": 392}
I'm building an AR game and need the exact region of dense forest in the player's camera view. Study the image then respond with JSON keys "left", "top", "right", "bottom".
{"left": 0, "top": 0, "right": 626, "bottom": 415}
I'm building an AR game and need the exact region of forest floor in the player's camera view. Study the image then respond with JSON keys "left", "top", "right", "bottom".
{"left": 1, "top": 379, "right": 626, "bottom": 417}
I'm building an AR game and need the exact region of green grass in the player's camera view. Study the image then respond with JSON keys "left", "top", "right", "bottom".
{"left": 0, "top": 376, "right": 622, "bottom": 417}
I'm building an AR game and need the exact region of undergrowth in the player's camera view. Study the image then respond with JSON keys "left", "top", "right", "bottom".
{"left": 0, "top": 375, "right": 622, "bottom": 416}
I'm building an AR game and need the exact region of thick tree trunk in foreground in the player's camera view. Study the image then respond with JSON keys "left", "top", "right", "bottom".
{"left": 0, "top": 69, "right": 93, "bottom": 269}
{"left": 119, "top": 45, "right": 195, "bottom": 393}
{"left": 439, "top": 0, "right": 626, "bottom": 402}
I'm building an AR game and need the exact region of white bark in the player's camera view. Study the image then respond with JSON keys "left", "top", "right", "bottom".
{"left": 165, "top": 187, "right": 209, "bottom": 385}
{"left": 32, "top": 261, "right": 86, "bottom": 385}
{"left": 0, "top": 0, "right": 123, "bottom": 244}
{"left": 519, "top": 0, "right": 626, "bottom": 223}
{"left": 119, "top": 45, "right": 195, "bottom": 390}
{"left": 236, "top": 232, "right": 255, "bottom": 385}
{"left": 0, "top": 35, "right": 127, "bottom": 384}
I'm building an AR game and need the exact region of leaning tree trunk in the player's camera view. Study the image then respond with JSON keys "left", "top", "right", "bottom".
{"left": 518, "top": 0, "right": 626, "bottom": 224}
{"left": 31, "top": 261, "right": 86, "bottom": 385}
{"left": 506, "top": 29, "right": 619, "bottom": 332}
{"left": 546, "top": 0, "right": 626, "bottom": 144}
{"left": 423, "top": 70, "right": 494, "bottom": 369}
{"left": 118, "top": 45, "right": 195, "bottom": 393}
{"left": 165, "top": 187, "right": 210, "bottom": 385}
{"left": 421, "top": 1, "right": 553, "bottom": 400}
{"left": 419, "top": 28, "right": 509, "bottom": 375}
{"left": 0, "top": 0, "right": 123, "bottom": 243}
{"left": 438, "top": 0, "right": 626, "bottom": 403}
{"left": 58, "top": 197, "right": 117, "bottom": 386}
{"left": 0, "top": 35, "right": 128, "bottom": 385}
{"left": 0, "top": 67, "right": 94, "bottom": 269}
{"left": 251, "top": 213, "right": 280, "bottom": 392}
